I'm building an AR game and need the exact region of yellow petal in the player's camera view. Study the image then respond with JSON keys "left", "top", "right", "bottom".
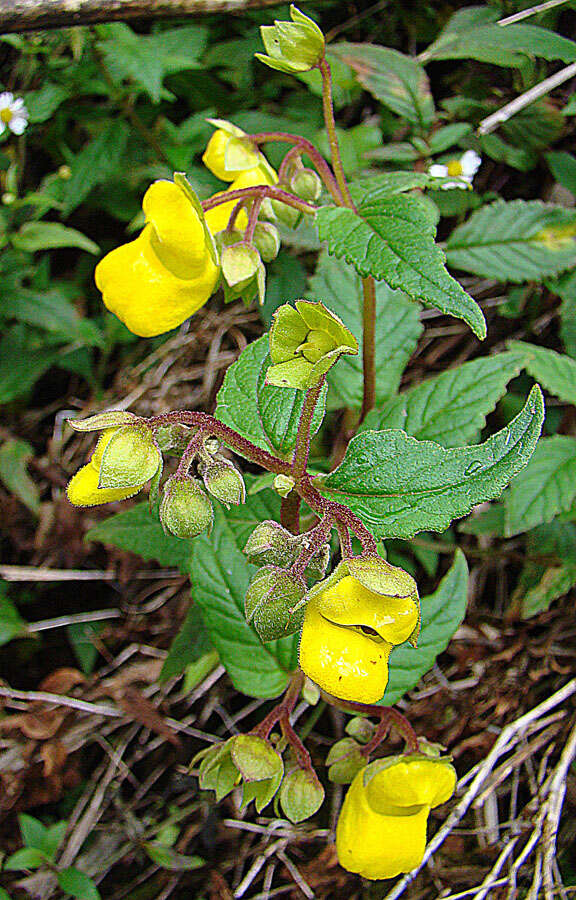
{"left": 90, "top": 428, "right": 120, "bottom": 470}
{"left": 299, "top": 599, "right": 392, "bottom": 703}
{"left": 336, "top": 771, "right": 429, "bottom": 880}
{"left": 142, "top": 180, "right": 209, "bottom": 278}
{"left": 316, "top": 575, "right": 419, "bottom": 646}
{"left": 67, "top": 463, "right": 144, "bottom": 507}
{"left": 95, "top": 226, "right": 219, "bottom": 338}
{"left": 366, "top": 758, "right": 457, "bottom": 813}
{"left": 230, "top": 165, "right": 277, "bottom": 191}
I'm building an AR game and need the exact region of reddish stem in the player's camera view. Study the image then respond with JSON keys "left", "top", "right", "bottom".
{"left": 298, "top": 477, "right": 378, "bottom": 556}
{"left": 325, "top": 695, "right": 419, "bottom": 754}
{"left": 244, "top": 196, "right": 263, "bottom": 244}
{"left": 292, "top": 378, "right": 325, "bottom": 479}
{"left": 280, "top": 492, "right": 302, "bottom": 535}
{"left": 290, "top": 515, "right": 333, "bottom": 577}
{"left": 249, "top": 131, "right": 343, "bottom": 205}
{"left": 202, "top": 185, "right": 315, "bottom": 216}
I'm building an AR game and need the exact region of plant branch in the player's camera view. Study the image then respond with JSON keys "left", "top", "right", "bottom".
{"left": 280, "top": 492, "right": 302, "bottom": 534}
{"left": 318, "top": 57, "right": 355, "bottom": 209}
{"left": 360, "top": 276, "right": 377, "bottom": 422}
{"left": 202, "top": 185, "right": 315, "bottom": 216}
{"left": 291, "top": 516, "right": 333, "bottom": 577}
{"left": 322, "top": 694, "right": 419, "bottom": 753}
{"left": 292, "top": 379, "right": 325, "bottom": 479}
{"left": 298, "top": 478, "right": 378, "bottom": 556}
{"left": 244, "top": 196, "right": 263, "bottom": 244}
{"left": 249, "top": 131, "right": 344, "bottom": 205}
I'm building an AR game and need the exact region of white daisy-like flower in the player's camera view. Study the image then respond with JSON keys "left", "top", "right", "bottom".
{"left": 429, "top": 149, "right": 481, "bottom": 190}
{"left": 0, "top": 92, "right": 29, "bottom": 136}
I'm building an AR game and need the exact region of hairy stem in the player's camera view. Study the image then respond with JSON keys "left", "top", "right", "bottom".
{"left": 298, "top": 478, "right": 378, "bottom": 556}
{"left": 202, "top": 184, "right": 315, "bottom": 216}
{"left": 244, "top": 195, "right": 263, "bottom": 244}
{"left": 323, "top": 694, "right": 420, "bottom": 753}
{"left": 253, "top": 670, "right": 304, "bottom": 740}
{"left": 249, "top": 131, "right": 343, "bottom": 205}
{"left": 292, "top": 379, "right": 325, "bottom": 479}
{"left": 336, "top": 522, "right": 353, "bottom": 558}
{"left": 291, "top": 515, "right": 333, "bottom": 577}
{"left": 280, "top": 492, "right": 302, "bottom": 535}
{"left": 360, "top": 276, "right": 377, "bottom": 422}
{"left": 318, "top": 57, "right": 355, "bottom": 209}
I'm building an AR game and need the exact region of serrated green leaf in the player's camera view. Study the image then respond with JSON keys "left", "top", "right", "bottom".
{"left": 380, "top": 551, "right": 468, "bottom": 705}
{"left": 446, "top": 201, "right": 576, "bottom": 282}
{"left": 190, "top": 500, "right": 298, "bottom": 699}
{"left": 215, "top": 336, "right": 327, "bottom": 457}
{"left": 307, "top": 253, "right": 422, "bottom": 409}
{"left": 316, "top": 191, "right": 485, "bottom": 339}
{"left": 505, "top": 435, "right": 576, "bottom": 536}
{"left": 331, "top": 43, "right": 434, "bottom": 132}
{"left": 547, "top": 268, "right": 576, "bottom": 358}
{"left": 362, "top": 350, "right": 527, "bottom": 447}
{"left": 58, "top": 868, "right": 101, "bottom": 900}
{"left": 159, "top": 603, "right": 212, "bottom": 683}
{"left": 316, "top": 385, "right": 544, "bottom": 540}
{"left": 61, "top": 121, "right": 129, "bottom": 216}
{"left": 0, "top": 597, "right": 29, "bottom": 647}
{"left": 1, "top": 289, "right": 104, "bottom": 348}
{"left": 510, "top": 341, "right": 576, "bottom": 405}
{"left": 85, "top": 502, "right": 193, "bottom": 571}
{"left": 0, "top": 439, "right": 40, "bottom": 515}
{"left": 12, "top": 222, "right": 99, "bottom": 255}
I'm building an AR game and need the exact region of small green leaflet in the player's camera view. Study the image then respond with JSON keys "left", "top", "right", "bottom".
{"left": 190, "top": 500, "right": 298, "bottom": 699}
{"left": 330, "top": 43, "right": 434, "bottom": 132}
{"left": 510, "top": 340, "right": 576, "bottom": 405}
{"left": 307, "top": 253, "right": 422, "bottom": 409}
{"left": 546, "top": 151, "right": 576, "bottom": 198}
{"left": 0, "top": 439, "right": 40, "bottom": 515}
{"left": 12, "top": 223, "right": 99, "bottom": 255}
{"left": 380, "top": 551, "right": 468, "bottom": 705}
{"left": 315, "top": 385, "right": 544, "bottom": 540}
{"left": 316, "top": 189, "right": 486, "bottom": 339}
{"left": 504, "top": 436, "right": 576, "bottom": 537}
{"left": 361, "top": 349, "right": 527, "bottom": 447}
{"left": 86, "top": 502, "right": 193, "bottom": 571}
{"left": 215, "top": 336, "right": 327, "bottom": 457}
{"left": 520, "top": 564, "right": 576, "bottom": 619}
{"left": 0, "top": 596, "right": 29, "bottom": 648}
{"left": 446, "top": 201, "right": 576, "bottom": 282}
{"left": 61, "top": 121, "right": 130, "bottom": 216}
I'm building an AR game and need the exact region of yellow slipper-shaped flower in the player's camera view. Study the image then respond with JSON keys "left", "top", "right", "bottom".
{"left": 67, "top": 427, "right": 160, "bottom": 507}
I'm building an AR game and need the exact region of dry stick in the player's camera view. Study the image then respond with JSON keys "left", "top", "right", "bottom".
{"left": 382, "top": 678, "right": 576, "bottom": 900}
{"left": 478, "top": 62, "right": 576, "bottom": 135}
{"left": 542, "top": 722, "right": 576, "bottom": 899}
{"left": 498, "top": 0, "right": 571, "bottom": 25}
{"left": 0, "top": 0, "right": 290, "bottom": 33}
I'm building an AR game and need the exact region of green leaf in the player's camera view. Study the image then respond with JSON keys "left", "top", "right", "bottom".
{"left": 520, "top": 564, "right": 576, "bottom": 619}
{"left": 316, "top": 191, "right": 486, "bottom": 339}
{"left": 159, "top": 603, "right": 212, "bottom": 683}
{"left": 190, "top": 497, "right": 298, "bottom": 699}
{"left": 68, "top": 621, "right": 104, "bottom": 675}
{"left": 380, "top": 551, "right": 468, "bottom": 705}
{"left": 18, "top": 814, "right": 47, "bottom": 850}
{"left": 58, "top": 868, "right": 101, "bottom": 900}
{"left": 505, "top": 436, "right": 576, "bottom": 536}
{"left": 98, "top": 23, "right": 208, "bottom": 103}
{"left": 510, "top": 341, "right": 576, "bottom": 405}
{"left": 548, "top": 269, "right": 576, "bottom": 358}
{"left": 0, "top": 326, "right": 60, "bottom": 404}
{"left": 460, "top": 503, "right": 506, "bottom": 537}
{"left": 331, "top": 43, "right": 434, "bottom": 132}
{"left": 0, "top": 439, "right": 40, "bottom": 515}
{"left": 24, "top": 83, "right": 68, "bottom": 123}
{"left": 0, "top": 596, "right": 29, "bottom": 647}
{"left": 1, "top": 288, "right": 104, "bottom": 348}
{"left": 306, "top": 253, "right": 422, "bottom": 409}
{"left": 39, "top": 821, "right": 68, "bottom": 860}
{"left": 86, "top": 503, "right": 193, "bottom": 571}
{"left": 4, "top": 847, "right": 46, "bottom": 871}
{"left": 61, "top": 121, "right": 129, "bottom": 216}
{"left": 547, "top": 153, "right": 576, "bottom": 198}
{"left": 362, "top": 349, "right": 527, "bottom": 447}
{"left": 12, "top": 222, "right": 99, "bottom": 255}
{"left": 215, "top": 336, "right": 327, "bottom": 457}
{"left": 316, "top": 385, "right": 544, "bottom": 540}
{"left": 144, "top": 842, "right": 204, "bottom": 871}
{"left": 446, "top": 201, "right": 576, "bottom": 282}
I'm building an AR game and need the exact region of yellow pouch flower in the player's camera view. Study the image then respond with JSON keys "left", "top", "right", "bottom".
{"left": 336, "top": 755, "right": 456, "bottom": 880}
{"left": 299, "top": 558, "right": 419, "bottom": 703}
{"left": 95, "top": 178, "right": 219, "bottom": 338}
{"left": 67, "top": 429, "right": 147, "bottom": 507}
{"left": 202, "top": 119, "right": 275, "bottom": 183}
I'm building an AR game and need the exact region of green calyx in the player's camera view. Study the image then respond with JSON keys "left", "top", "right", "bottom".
{"left": 244, "top": 565, "right": 307, "bottom": 641}
{"left": 221, "top": 242, "right": 265, "bottom": 306}
{"left": 159, "top": 475, "right": 213, "bottom": 540}
{"left": 98, "top": 425, "right": 162, "bottom": 490}
{"left": 256, "top": 6, "right": 325, "bottom": 74}
{"left": 244, "top": 520, "right": 330, "bottom": 580}
{"left": 326, "top": 737, "right": 368, "bottom": 785}
{"left": 194, "top": 734, "right": 284, "bottom": 811}
{"left": 267, "top": 299, "right": 358, "bottom": 390}
{"left": 279, "top": 768, "right": 325, "bottom": 823}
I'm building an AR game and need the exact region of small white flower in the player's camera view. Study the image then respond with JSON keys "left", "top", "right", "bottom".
{"left": 429, "top": 149, "right": 481, "bottom": 190}
{"left": 0, "top": 92, "right": 29, "bottom": 136}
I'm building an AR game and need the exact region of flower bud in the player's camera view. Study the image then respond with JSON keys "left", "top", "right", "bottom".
{"left": 160, "top": 475, "right": 213, "bottom": 540}
{"left": 345, "top": 716, "right": 374, "bottom": 745}
{"left": 302, "top": 677, "right": 321, "bottom": 706}
{"left": 193, "top": 734, "right": 283, "bottom": 811}
{"left": 67, "top": 411, "right": 139, "bottom": 433}
{"left": 199, "top": 460, "right": 246, "bottom": 508}
{"left": 221, "top": 242, "right": 265, "bottom": 306}
{"left": 269, "top": 198, "right": 301, "bottom": 229}
{"left": 256, "top": 6, "right": 325, "bottom": 75}
{"left": 279, "top": 769, "right": 324, "bottom": 823}
{"left": 267, "top": 300, "right": 358, "bottom": 390}
{"left": 326, "top": 737, "right": 367, "bottom": 784}
{"left": 245, "top": 566, "right": 307, "bottom": 642}
{"left": 244, "top": 520, "right": 298, "bottom": 569}
{"left": 290, "top": 168, "right": 322, "bottom": 202}
{"left": 252, "top": 221, "right": 280, "bottom": 262}
{"left": 98, "top": 425, "right": 162, "bottom": 490}
{"left": 273, "top": 474, "right": 295, "bottom": 498}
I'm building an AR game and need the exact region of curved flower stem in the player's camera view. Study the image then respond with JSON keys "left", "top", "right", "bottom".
{"left": 298, "top": 477, "right": 378, "bottom": 556}
{"left": 226, "top": 198, "right": 247, "bottom": 233}
{"left": 253, "top": 670, "right": 304, "bottom": 740}
{"left": 318, "top": 57, "right": 355, "bottom": 210}
{"left": 292, "top": 378, "right": 325, "bottom": 479}
{"left": 322, "top": 693, "right": 420, "bottom": 753}
{"left": 249, "top": 131, "right": 343, "bottom": 205}
{"left": 336, "top": 522, "right": 353, "bottom": 558}
{"left": 175, "top": 430, "right": 205, "bottom": 478}
{"left": 244, "top": 196, "right": 263, "bottom": 244}
{"left": 291, "top": 515, "right": 333, "bottom": 577}
{"left": 278, "top": 144, "right": 304, "bottom": 184}
{"left": 146, "top": 411, "right": 293, "bottom": 477}
{"left": 202, "top": 185, "right": 315, "bottom": 216}
{"left": 360, "top": 276, "right": 377, "bottom": 422}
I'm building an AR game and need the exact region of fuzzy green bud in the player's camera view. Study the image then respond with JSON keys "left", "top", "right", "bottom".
{"left": 160, "top": 475, "right": 213, "bottom": 540}
{"left": 199, "top": 460, "right": 246, "bottom": 508}
{"left": 245, "top": 566, "right": 307, "bottom": 641}
{"left": 256, "top": 6, "right": 325, "bottom": 75}
{"left": 221, "top": 242, "right": 265, "bottom": 306}
{"left": 244, "top": 520, "right": 331, "bottom": 579}
{"left": 270, "top": 198, "right": 301, "bottom": 229}
{"left": 345, "top": 716, "right": 375, "bottom": 745}
{"left": 252, "top": 221, "right": 280, "bottom": 262}
{"left": 98, "top": 425, "right": 162, "bottom": 490}
{"left": 279, "top": 769, "right": 324, "bottom": 823}
{"left": 290, "top": 168, "right": 322, "bottom": 202}
{"left": 193, "top": 734, "right": 283, "bottom": 811}
{"left": 326, "top": 737, "right": 367, "bottom": 784}
{"left": 273, "top": 474, "right": 296, "bottom": 498}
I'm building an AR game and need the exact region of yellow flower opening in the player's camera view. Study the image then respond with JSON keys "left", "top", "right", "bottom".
{"left": 299, "top": 572, "right": 419, "bottom": 703}
{"left": 336, "top": 756, "right": 456, "bottom": 880}
{"left": 95, "top": 178, "right": 219, "bottom": 338}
